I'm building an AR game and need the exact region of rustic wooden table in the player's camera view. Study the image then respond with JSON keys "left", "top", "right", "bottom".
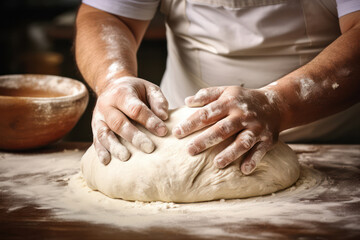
{"left": 0, "top": 142, "right": 359, "bottom": 240}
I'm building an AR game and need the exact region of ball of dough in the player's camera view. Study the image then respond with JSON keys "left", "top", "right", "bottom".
{"left": 81, "top": 107, "right": 300, "bottom": 203}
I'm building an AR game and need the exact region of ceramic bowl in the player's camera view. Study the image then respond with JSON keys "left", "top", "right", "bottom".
{"left": 0, "top": 74, "right": 89, "bottom": 150}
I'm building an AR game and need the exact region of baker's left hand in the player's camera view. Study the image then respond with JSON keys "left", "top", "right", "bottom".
{"left": 172, "top": 86, "right": 282, "bottom": 175}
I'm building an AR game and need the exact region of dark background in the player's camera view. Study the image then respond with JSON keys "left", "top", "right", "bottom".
{"left": 0, "top": 0, "right": 167, "bottom": 142}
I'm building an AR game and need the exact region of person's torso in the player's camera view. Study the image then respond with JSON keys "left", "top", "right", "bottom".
{"left": 159, "top": 0, "right": 340, "bottom": 108}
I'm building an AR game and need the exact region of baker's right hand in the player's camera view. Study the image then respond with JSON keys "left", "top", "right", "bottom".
{"left": 92, "top": 76, "right": 169, "bottom": 165}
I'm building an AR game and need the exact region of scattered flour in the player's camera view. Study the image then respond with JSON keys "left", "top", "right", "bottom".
{"left": 1, "top": 146, "right": 359, "bottom": 238}
{"left": 106, "top": 62, "right": 123, "bottom": 81}
{"left": 264, "top": 90, "right": 278, "bottom": 104}
{"left": 0, "top": 75, "right": 85, "bottom": 97}
{"left": 101, "top": 25, "right": 129, "bottom": 82}
{"left": 332, "top": 82, "right": 339, "bottom": 90}
{"left": 297, "top": 78, "right": 315, "bottom": 100}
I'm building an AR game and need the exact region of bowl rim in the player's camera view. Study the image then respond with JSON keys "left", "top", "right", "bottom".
{"left": 0, "top": 74, "right": 88, "bottom": 101}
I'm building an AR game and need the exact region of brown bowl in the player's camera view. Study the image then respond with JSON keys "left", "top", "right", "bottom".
{"left": 0, "top": 74, "right": 89, "bottom": 150}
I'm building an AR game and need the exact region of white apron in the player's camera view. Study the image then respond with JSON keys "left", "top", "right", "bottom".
{"left": 159, "top": 0, "right": 360, "bottom": 142}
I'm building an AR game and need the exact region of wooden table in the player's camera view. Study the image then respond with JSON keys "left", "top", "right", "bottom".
{"left": 0, "top": 143, "right": 359, "bottom": 239}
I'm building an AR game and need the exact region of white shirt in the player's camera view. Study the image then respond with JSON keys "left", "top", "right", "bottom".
{"left": 83, "top": 0, "right": 360, "bottom": 107}
{"left": 83, "top": 0, "right": 360, "bottom": 20}
{"left": 82, "top": 0, "right": 360, "bottom": 142}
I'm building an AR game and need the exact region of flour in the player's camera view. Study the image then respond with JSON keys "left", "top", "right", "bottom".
{"left": 185, "top": 87, "right": 225, "bottom": 107}
{"left": 91, "top": 110, "right": 131, "bottom": 163}
{"left": 297, "top": 78, "right": 315, "bottom": 100}
{"left": 264, "top": 89, "right": 278, "bottom": 104}
{"left": 145, "top": 116, "right": 158, "bottom": 130}
{"left": 0, "top": 75, "right": 84, "bottom": 96}
{"left": 200, "top": 106, "right": 222, "bottom": 121}
{"left": 332, "top": 82, "right": 339, "bottom": 90}
{"left": 238, "top": 130, "right": 256, "bottom": 149}
{"left": 101, "top": 25, "right": 129, "bottom": 83}
{"left": 1, "top": 144, "right": 359, "bottom": 238}
{"left": 131, "top": 131, "right": 155, "bottom": 153}
{"left": 101, "top": 24, "right": 130, "bottom": 61}
{"left": 82, "top": 107, "right": 300, "bottom": 203}
{"left": 126, "top": 95, "right": 147, "bottom": 112}
{"left": 236, "top": 102, "right": 251, "bottom": 116}
{"left": 107, "top": 133, "right": 129, "bottom": 159}
{"left": 147, "top": 86, "right": 166, "bottom": 104}
{"left": 106, "top": 62, "right": 123, "bottom": 81}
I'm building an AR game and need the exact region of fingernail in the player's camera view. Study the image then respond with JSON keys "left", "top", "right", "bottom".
{"left": 172, "top": 126, "right": 182, "bottom": 136}
{"left": 188, "top": 143, "right": 198, "bottom": 155}
{"left": 99, "top": 154, "right": 110, "bottom": 165}
{"left": 215, "top": 158, "right": 227, "bottom": 168}
{"left": 112, "top": 144, "right": 131, "bottom": 162}
{"left": 118, "top": 150, "right": 131, "bottom": 162}
{"left": 185, "top": 97, "right": 192, "bottom": 105}
{"left": 160, "top": 110, "right": 168, "bottom": 120}
{"left": 141, "top": 141, "right": 155, "bottom": 154}
{"left": 156, "top": 125, "right": 168, "bottom": 136}
{"left": 243, "top": 161, "right": 256, "bottom": 175}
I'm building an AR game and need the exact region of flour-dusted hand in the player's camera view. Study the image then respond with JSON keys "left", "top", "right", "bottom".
{"left": 92, "top": 76, "right": 169, "bottom": 165}
{"left": 172, "top": 86, "right": 283, "bottom": 175}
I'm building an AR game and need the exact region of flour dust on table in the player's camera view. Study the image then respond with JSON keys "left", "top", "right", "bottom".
{"left": 81, "top": 107, "right": 300, "bottom": 202}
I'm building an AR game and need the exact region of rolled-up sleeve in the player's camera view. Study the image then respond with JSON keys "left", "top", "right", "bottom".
{"left": 336, "top": 0, "right": 360, "bottom": 17}
{"left": 82, "top": 0, "right": 160, "bottom": 20}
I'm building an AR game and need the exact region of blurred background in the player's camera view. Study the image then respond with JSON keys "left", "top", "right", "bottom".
{"left": 0, "top": 0, "right": 167, "bottom": 142}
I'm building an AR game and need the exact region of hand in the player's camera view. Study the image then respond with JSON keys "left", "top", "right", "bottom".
{"left": 92, "top": 76, "right": 169, "bottom": 165}
{"left": 172, "top": 86, "right": 282, "bottom": 175}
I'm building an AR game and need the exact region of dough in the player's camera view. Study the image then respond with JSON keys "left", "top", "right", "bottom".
{"left": 81, "top": 107, "right": 300, "bottom": 203}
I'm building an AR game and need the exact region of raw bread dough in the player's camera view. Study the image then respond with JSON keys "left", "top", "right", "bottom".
{"left": 81, "top": 107, "right": 300, "bottom": 203}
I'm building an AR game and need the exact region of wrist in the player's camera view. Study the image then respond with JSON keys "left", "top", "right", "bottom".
{"left": 259, "top": 83, "right": 292, "bottom": 132}
{"left": 94, "top": 71, "right": 136, "bottom": 96}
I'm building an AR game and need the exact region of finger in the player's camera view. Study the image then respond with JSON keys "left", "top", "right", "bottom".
{"left": 185, "top": 87, "right": 225, "bottom": 107}
{"left": 146, "top": 85, "right": 169, "bottom": 120}
{"left": 105, "top": 106, "right": 155, "bottom": 154}
{"left": 214, "top": 130, "right": 259, "bottom": 169}
{"left": 95, "top": 119, "right": 131, "bottom": 162}
{"left": 120, "top": 95, "right": 168, "bottom": 136}
{"left": 240, "top": 141, "right": 271, "bottom": 175}
{"left": 94, "top": 138, "right": 111, "bottom": 165}
{"left": 187, "top": 117, "right": 243, "bottom": 155}
{"left": 172, "top": 101, "right": 227, "bottom": 138}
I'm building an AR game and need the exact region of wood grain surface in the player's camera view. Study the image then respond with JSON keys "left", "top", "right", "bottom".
{"left": 0, "top": 142, "right": 359, "bottom": 240}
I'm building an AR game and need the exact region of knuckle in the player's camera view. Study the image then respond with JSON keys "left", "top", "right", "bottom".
{"left": 223, "top": 95, "right": 237, "bottom": 105}
{"left": 194, "top": 89, "right": 209, "bottom": 102}
{"left": 223, "top": 148, "right": 237, "bottom": 161}
{"left": 220, "top": 119, "right": 238, "bottom": 135}
{"left": 186, "top": 119, "right": 197, "bottom": 131}
{"left": 97, "top": 127, "right": 111, "bottom": 140}
{"left": 199, "top": 109, "right": 210, "bottom": 122}
{"left": 262, "top": 136, "right": 275, "bottom": 149}
{"left": 239, "top": 132, "right": 256, "bottom": 149}
{"left": 197, "top": 88, "right": 207, "bottom": 96}
{"left": 108, "top": 116, "right": 126, "bottom": 132}
{"left": 216, "top": 123, "right": 232, "bottom": 137}
{"left": 145, "top": 116, "right": 161, "bottom": 130}
{"left": 240, "top": 139, "right": 253, "bottom": 150}
{"left": 249, "top": 123, "right": 263, "bottom": 133}
{"left": 247, "top": 111, "right": 257, "bottom": 119}
{"left": 180, "top": 119, "right": 197, "bottom": 134}
{"left": 148, "top": 85, "right": 162, "bottom": 98}
{"left": 128, "top": 103, "right": 144, "bottom": 119}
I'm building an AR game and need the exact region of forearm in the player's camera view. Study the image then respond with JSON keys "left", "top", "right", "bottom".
{"left": 75, "top": 4, "right": 148, "bottom": 95}
{"left": 262, "top": 22, "right": 360, "bottom": 132}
